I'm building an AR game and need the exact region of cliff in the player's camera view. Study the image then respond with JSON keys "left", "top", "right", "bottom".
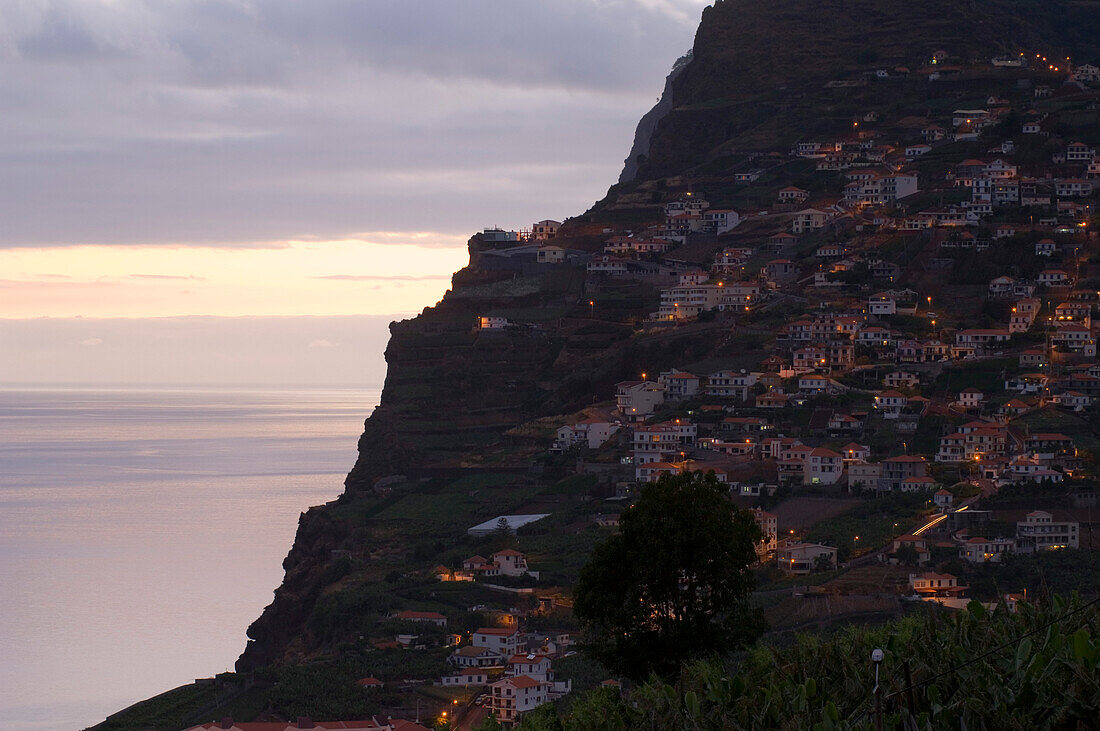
{"left": 236, "top": 0, "right": 1100, "bottom": 672}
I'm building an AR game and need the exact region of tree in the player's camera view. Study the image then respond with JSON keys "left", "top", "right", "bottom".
{"left": 894, "top": 543, "right": 920, "bottom": 567}
{"left": 573, "top": 471, "right": 765, "bottom": 679}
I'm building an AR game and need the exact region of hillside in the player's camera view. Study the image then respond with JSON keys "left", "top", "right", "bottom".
{"left": 95, "top": 1, "right": 1100, "bottom": 728}
{"left": 627, "top": 0, "right": 1100, "bottom": 180}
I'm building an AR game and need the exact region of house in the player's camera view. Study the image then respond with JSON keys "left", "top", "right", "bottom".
{"left": 492, "top": 550, "right": 537, "bottom": 578}
{"left": 536, "top": 245, "right": 567, "bottom": 264}
{"left": 956, "top": 389, "right": 984, "bottom": 409}
{"left": 530, "top": 220, "right": 560, "bottom": 240}
{"left": 1035, "top": 239, "right": 1058, "bottom": 256}
{"left": 1037, "top": 269, "right": 1070, "bottom": 287}
{"left": 798, "top": 374, "right": 831, "bottom": 394}
{"left": 755, "top": 392, "right": 789, "bottom": 409}
{"left": 452, "top": 645, "right": 505, "bottom": 668}
{"left": 880, "top": 455, "right": 927, "bottom": 491}
{"left": 910, "top": 572, "right": 967, "bottom": 598}
{"left": 473, "top": 628, "right": 521, "bottom": 657}
{"left": 751, "top": 508, "right": 778, "bottom": 557}
{"left": 792, "top": 208, "right": 831, "bottom": 233}
{"left": 873, "top": 390, "right": 907, "bottom": 418}
{"left": 479, "top": 316, "right": 510, "bottom": 330}
{"left": 554, "top": 420, "right": 619, "bottom": 451}
{"left": 587, "top": 255, "right": 629, "bottom": 277}
{"left": 891, "top": 534, "right": 930, "bottom": 564}
{"left": 1025, "top": 433, "right": 1076, "bottom": 458}
{"left": 1016, "top": 511, "right": 1079, "bottom": 551}
{"left": 1022, "top": 121, "right": 1042, "bottom": 134}
{"left": 777, "top": 542, "right": 838, "bottom": 574}
{"left": 707, "top": 371, "right": 759, "bottom": 400}
{"left": 441, "top": 668, "right": 490, "bottom": 687}
{"left": 395, "top": 611, "right": 447, "bottom": 627}
{"left": 615, "top": 380, "right": 665, "bottom": 419}
{"left": 934, "top": 489, "right": 954, "bottom": 510}
{"left": 506, "top": 654, "right": 554, "bottom": 682}
{"left": 1055, "top": 179, "right": 1093, "bottom": 197}
{"left": 490, "top": 675, "right": 550, "bottom": 726}
{"left": 840, "top": 442, "right": 870, "bottom": 462}
{"left": 654, "top": 284, "right": 723, "bottom": 320}
{"left": 804, "top": 448, "right": 844, "bottom": 485}
{"left": 659, "top": 370, "right": 702, "bottom": 401}
{"left": 848, "top": 460, "right": 881, "bottom": 491}
{"left": 1019, "top": 349, "right": 1048, "bottom": 368}
{"left": 778, "top": 186, "right": 809, "bottom": 204}
{"left": 762, "top": 259, "right": 799, "bottom": 283}
{"left": 1066, "top": 142, "right": 1095, "bottom": 162}
{"left": 868, "top": 292, "right": 897, "bottom": 316}
{"left": 703, "top": 209, "right": 741, "bottom": 234}
{"left": 884, "top": 371, "right": 920, "bottom": 389}
{"left": 960, "top": 537, "right": 1014, "bottom": 563}
{"left": 829, "top": 414, "right": 863, "bottom": 433}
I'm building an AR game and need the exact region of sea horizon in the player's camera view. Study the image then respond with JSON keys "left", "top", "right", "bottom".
{"left": 0, "top": 384, "right": 381, "bottom": 731}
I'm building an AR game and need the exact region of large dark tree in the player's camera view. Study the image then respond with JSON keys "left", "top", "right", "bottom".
{"left": 573, "top": 471, "right": 765, "bottom": 679}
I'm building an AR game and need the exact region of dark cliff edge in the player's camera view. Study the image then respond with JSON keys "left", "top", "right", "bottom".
{"left": 236, "top": 0, "right": 1100, "bottom": 673}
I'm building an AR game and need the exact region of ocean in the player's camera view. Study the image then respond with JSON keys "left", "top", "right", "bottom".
{"left": 0, "top": 386, "right": 381, "bottom": 731}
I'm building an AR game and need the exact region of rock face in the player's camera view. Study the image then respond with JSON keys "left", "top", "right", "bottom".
{"left": 619, "top": 51, "right": 693, "bottom": 184}
{"left": 635, "top": 0, "right": 1100, "bottom": 180}
{"left": 237, "top": 0, "right": 1100, "bottom": 671}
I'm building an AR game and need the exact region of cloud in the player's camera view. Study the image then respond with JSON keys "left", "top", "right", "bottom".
{"left": 307, "top": 338, "right": 338, "bottom": 349}
{"left": 0, "top": 1, "right": 706, "bottom": 249}
{"left": 80, "top": 337, "right": 103, "bottom": 346}
{"left": 314, "top": 274, "right": 451, "bottom": 282}
{"left": 129, "top": 274, "right": 205, "bottom": 281}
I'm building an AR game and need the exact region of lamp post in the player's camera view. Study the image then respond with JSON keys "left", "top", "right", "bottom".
{"left": 872, "top": 648, "right": 885, "bottom": 731}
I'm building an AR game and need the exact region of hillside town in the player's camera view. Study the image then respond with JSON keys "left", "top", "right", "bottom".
{"left": 443, "top": 50, "right": 1100, "bottom": 725}
{"left": 145, "top": 47, "right": 1100, "bottom": 731}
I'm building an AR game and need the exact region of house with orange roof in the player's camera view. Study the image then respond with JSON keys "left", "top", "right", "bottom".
{"left": 891, "top": 534, "right": 930, "bottom": 564}
{"left": 960, "top": 536, "right": 1014, "bottom": 563}
{"left": 840, "top": 442, "right": 870, "bottom": 461}
{"left": 490, "top": 675, "right": 551, "bottom": 726}
{"left": 910, "top": 572, "right": 967, "bottom": 598}
{"left": 880, "top": 455, "right": 927, "bottom": 491}
{"left": 804, "top": 447, "right": 843, "bottom": 485}
{"left": 873, "top": 390, "right": 907, "bottom": 418}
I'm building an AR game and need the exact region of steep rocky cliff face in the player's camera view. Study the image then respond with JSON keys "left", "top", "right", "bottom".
{"left": 237, "top": 0, "right": 1100, "bottom": 672}
{"left": 634, "top": 0, "right": 1100, "bottom": 179}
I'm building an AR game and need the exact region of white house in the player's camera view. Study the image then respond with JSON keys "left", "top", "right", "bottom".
{"left": 777, "top": 542, "right": 838, "bottom": 574}
{"left": 441, "top": 668, "right": 490, "bottom": 687}
{"left": 868, "top": 293, "right": 897, "bottom": 316}
{"left": 792, "top": 209, "right": 831, "bottom": 233}
{"left": 473, "top": 628, "right": 521, "bottom": 657}
{"left": 959, "top": 537, "right": 1014, "bottom": 563}
{"left": 490, "top": 675, "right": 550, "bottom": 726}
{"left": 659, "top": 370, "right": 702, "bottom": 401}
{"left": 491, "top": 550, "right": 537, "bottom": 578}
{"left": 1016, "top": 511, "right": 1079, "bottom": 551}
{"left": 804, "top": 448, "right": 844, "bottom": 485}
{"left": 615, "top": 381, "right": 665, "bottom": 419}
{"left": 554, "top": 420, "right": 619, "bottom": 450}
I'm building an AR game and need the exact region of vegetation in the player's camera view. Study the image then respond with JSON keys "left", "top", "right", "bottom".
{"left": 573, "top": 472, "right": 764, "bottom": 679}
{"left": 520, "top": 597, "right": 1100, "bottom": 729}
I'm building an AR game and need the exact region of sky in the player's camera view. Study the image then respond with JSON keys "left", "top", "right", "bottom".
{"left": 0, "top": 0, "right": 710, "bottom": 384}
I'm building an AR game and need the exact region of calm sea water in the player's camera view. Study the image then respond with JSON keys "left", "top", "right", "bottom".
{"left": 0, "top": 386, "right": 380, "bottom": 731}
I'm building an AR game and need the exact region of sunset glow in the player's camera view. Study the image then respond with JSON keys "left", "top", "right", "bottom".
{"left": 0, "top": 235, "right": 469, "bottom": 318}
